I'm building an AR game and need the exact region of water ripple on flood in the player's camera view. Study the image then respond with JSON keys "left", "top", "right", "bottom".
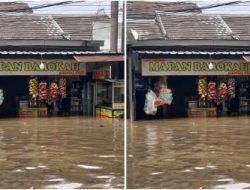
{"left": 44, "top": 182, "right": 83, "bottom": 189}
{"left": 0, "top": 117, "right": 124, "bottom": 189}
{"left": 78, "top": 165, "right": 103, "bottom": 170}
{"left": 128, "top": 117, "right": 250, "bottom": 189}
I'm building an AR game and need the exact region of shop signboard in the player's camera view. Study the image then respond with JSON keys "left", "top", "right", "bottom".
{"left": 93, "top": 66, "right": 111, "bottom": 79}
{"left": 113, "top": 80, "right": 124, "bottom": 88}
{"left": 113, "top": 103, "right": 124, "bottom": 109}
{"left": 141, "top": 58, "right": 250, "bottom": 76}
{"left": 113, "top": 110, "right": 124, "bottom": 118}
{"left": 0, "top": 59, "right": 86, "bottom": 76}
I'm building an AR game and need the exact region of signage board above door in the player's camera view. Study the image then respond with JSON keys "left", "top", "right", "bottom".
{"left": 141, "top": 58, "right": 250, "bottom": 76}
{"left": 93, "top": 66, "right": 111, "bottom": 79}
{"left": 0, "top": 59, "right": 86, "bottom": 76}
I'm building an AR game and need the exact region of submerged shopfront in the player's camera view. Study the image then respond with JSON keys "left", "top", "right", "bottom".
{"left": 0, "top": 53, "right": 124, "bottom": 118}
{"left": 128, "top": 50, "right": 250, "bottom": 120}
{"left": 127, "top": 10, "right": 250, "bottom": 121}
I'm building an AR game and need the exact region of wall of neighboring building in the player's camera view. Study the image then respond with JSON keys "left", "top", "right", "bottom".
{"left": 93, "top": 21, "right": 122, "bottom": 52}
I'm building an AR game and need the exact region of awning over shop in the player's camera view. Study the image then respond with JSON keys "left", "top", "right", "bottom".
{"left": 135, "top": 50, "right": 250, "bottom": 55}
{"left": 0, "top": 51, "right": 113, "bottom": 55}
{"left": 242, "top": 55, "right": 250, "bottom": 62}
{"left": 73, "top": 55, "right": 124, "bottom": 63}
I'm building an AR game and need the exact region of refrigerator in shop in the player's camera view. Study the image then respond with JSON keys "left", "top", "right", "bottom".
{"left": 70, "top": 81, "right": 83, "bottom": 115}
{"left": 239, "top": 81, "right": 250, "bottom": 115}
{"left": 82, "top": 82, "right": 96, "bottom": 117}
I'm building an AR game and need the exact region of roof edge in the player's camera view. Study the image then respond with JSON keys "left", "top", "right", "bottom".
{"left": 128, "top": 39, "right": 250, "bottom": 47}
{"left": 0, "top": 39, "right": 104, "bottom": 47}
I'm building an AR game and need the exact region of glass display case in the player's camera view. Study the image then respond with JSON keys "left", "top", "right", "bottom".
{"left": 113, "top": 80, "right": 124, "bottom": 109}
{"left": 95, "top": 79, "right": 124, "bottom": 118}
{"left": 96, "top": 81, "right": 112, "bottom": 107}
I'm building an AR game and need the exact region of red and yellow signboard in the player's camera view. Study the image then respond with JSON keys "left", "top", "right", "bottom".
{"left": 93, "top": 66, "right": 111, "bottom": 79}
{"left": 95, "top": 107, "right": 124, "bottom": 118}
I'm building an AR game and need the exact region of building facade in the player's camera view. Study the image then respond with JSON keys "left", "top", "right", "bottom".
{"left": 127, "top": 4, "right": 250, "bottom": 120}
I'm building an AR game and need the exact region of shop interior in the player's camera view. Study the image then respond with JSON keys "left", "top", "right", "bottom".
{"left": 136, "top": 75, "right": 250, "bottom": 119}
{"left": 0, "top": 62, "right": 124, "bottom": 118}
{"left": 0, "top": 75, "right": 87, "bottom": 117}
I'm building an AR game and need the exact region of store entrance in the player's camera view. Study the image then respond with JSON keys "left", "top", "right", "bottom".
{"left": 0, "top": 76, "right": 28, "bottom": 117}
{"left": 136, "top": 76, "right": 250, "bottom": 120}
{"left": 0, "top": 75, "right": 97, "bottom": 118}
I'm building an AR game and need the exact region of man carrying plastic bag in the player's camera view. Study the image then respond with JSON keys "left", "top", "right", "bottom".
{"left": 144, "top": 89, "right": 157, "bottom": 115}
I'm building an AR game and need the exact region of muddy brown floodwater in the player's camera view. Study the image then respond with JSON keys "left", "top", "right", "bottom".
{"left": 0, "top": 117, "right": 124, "bottom": 189}
{"left": 128, "top": 117, "right": 250, "bottom": 189}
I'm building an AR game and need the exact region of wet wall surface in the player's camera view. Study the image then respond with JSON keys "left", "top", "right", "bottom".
{"left": 128, "top": 117, "right": 250, "bottom": 189}
{"left": 0, "top": 117, "right": 124, "bottom": 189}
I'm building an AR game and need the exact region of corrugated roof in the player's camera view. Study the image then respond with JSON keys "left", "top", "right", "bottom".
{"left": 222, "top": 15, "right": 250, "bottom": 40}
{"left": 0, "top": 51, "right": 120, "bottom": 55}
{"left": 0, "top": 14, "right": 109, "bottom": 41}
{"left": 74, "top": 55, "right": 124, "bottom": 62}
{"left": 136, "top": 50, "right": 250, "bottom": 55}
{"left": 127, "top": 19, "right": 163, "bottom": 41}
{"left": 0, "top": 2, "right": 32, "bottom": 13}
{"left": 127, "top": 1, "right": 201, "bottom": 19}
{"left": 53, "top": 16, "right": 94, "bottom": 40}
{"left": 128, "top": 12, "right": 250, "bottom": 41}
{"left": 158, "top": 13, "right": 233, "bottom": 40}
{"left": 0, "top": 14, "right": 63, "bottom": 40}
{"left": 242, "top": 55, "right": 250, "bottom": 62}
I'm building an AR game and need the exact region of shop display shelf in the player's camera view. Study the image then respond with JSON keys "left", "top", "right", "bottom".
{"left": 19, "top": 107, "right": 47, "bottom": 118}
{"left": 70, "top": 81, "right": 83, "bottom": 115}
{"left": 239, "top": 81, "right": 250, "bottom": 115}
{"left": 188, "top": 107, "right": 217, "bottom": 118}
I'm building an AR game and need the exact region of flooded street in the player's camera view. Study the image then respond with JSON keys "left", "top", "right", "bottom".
{"left": 128, "top": 117, "right": 250, "bottom": 189}
{"left": 0, "top": 117, "right": 124, "bottom": 189}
